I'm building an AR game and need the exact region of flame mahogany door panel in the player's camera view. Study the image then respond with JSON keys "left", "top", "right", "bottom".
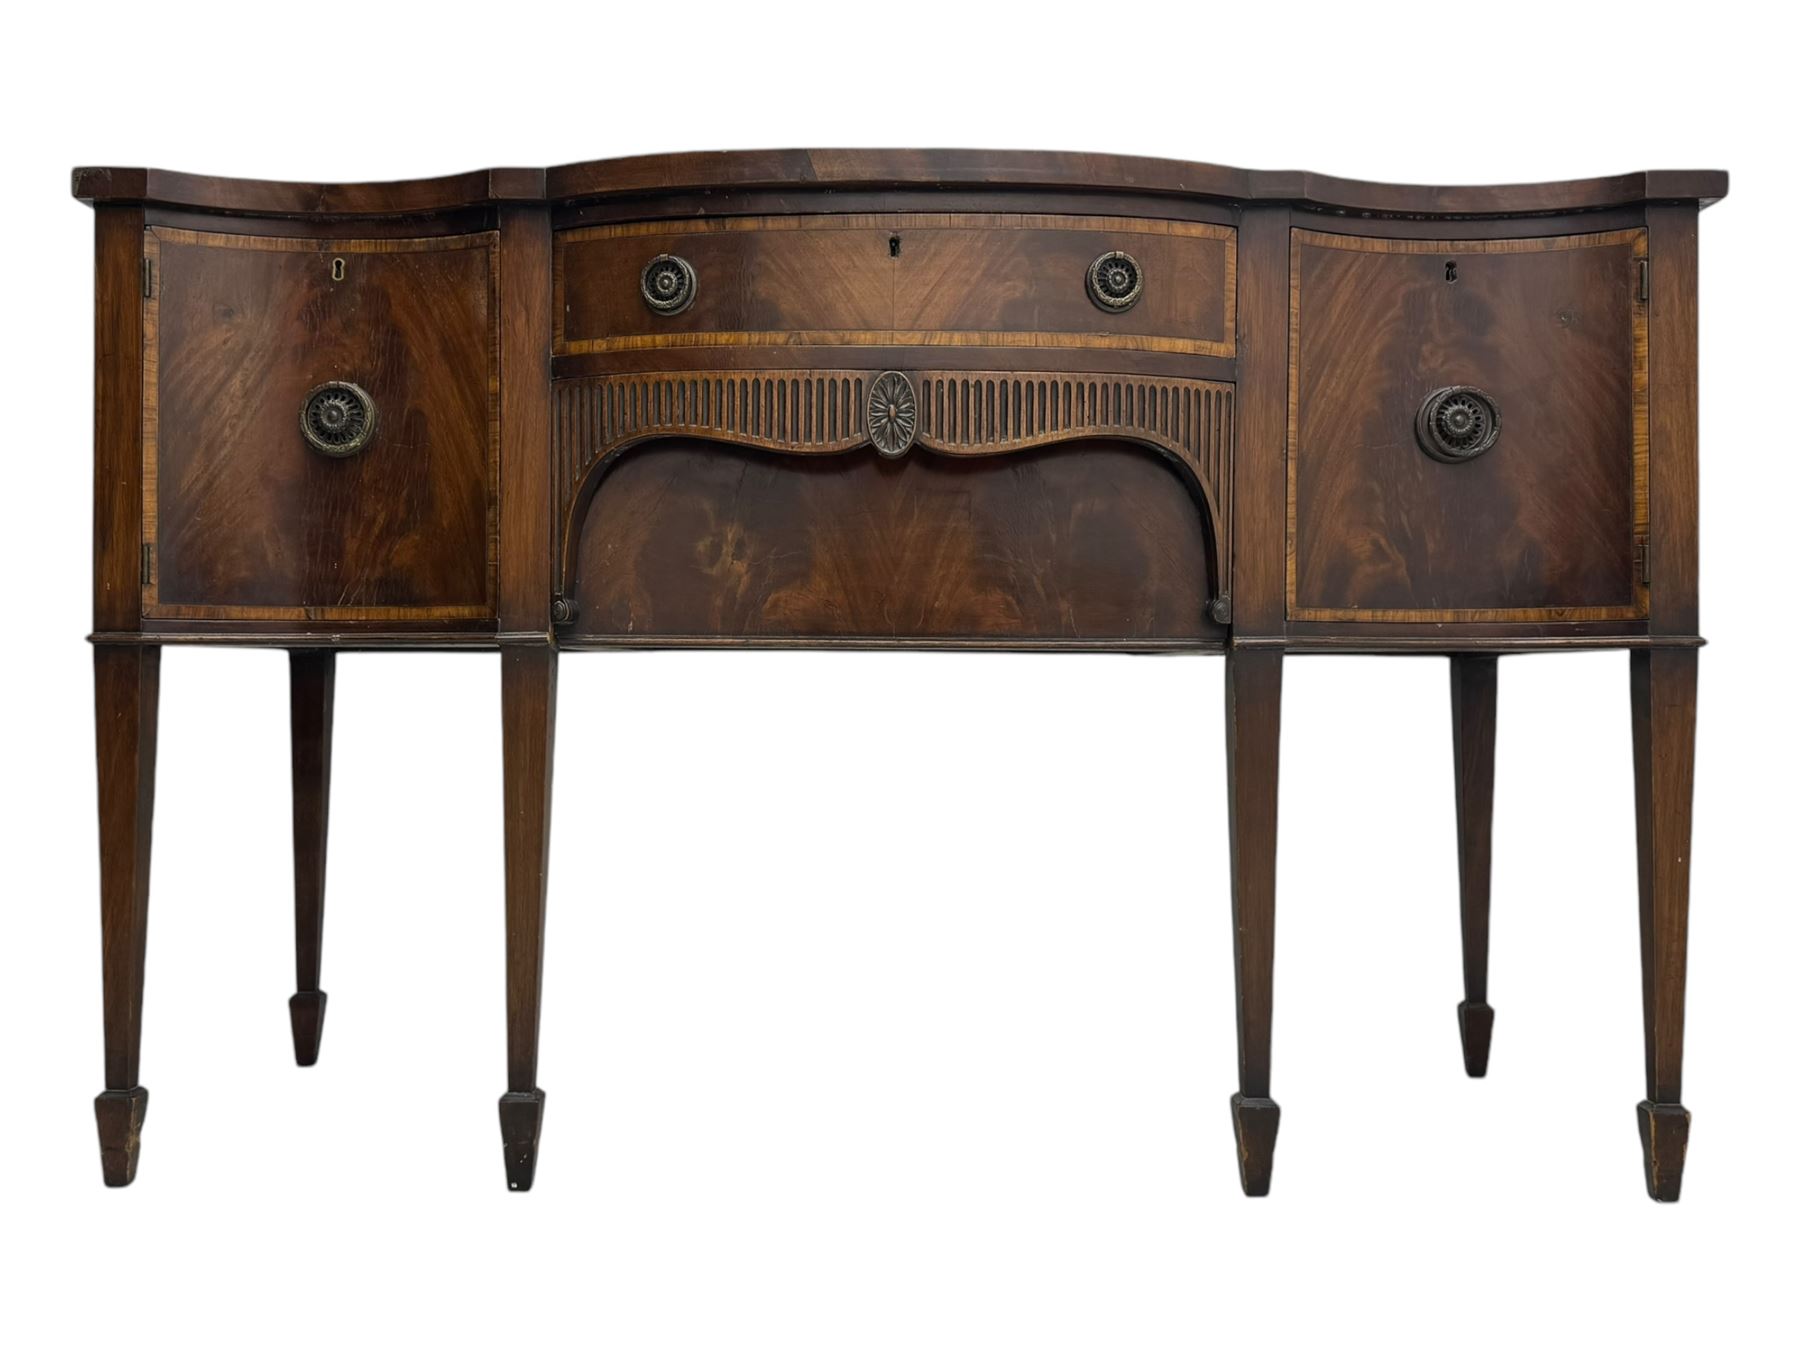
{"left": 1287, "top": 229, "right": 1648, "bottom": 624}
{"left": 144, "top": 227, "right": 499, "bottom": 621}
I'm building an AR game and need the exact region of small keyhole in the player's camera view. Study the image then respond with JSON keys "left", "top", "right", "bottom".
{"left": 331, "top": 257, "right": 346, "bottom": 282}
{"left": 1444, "top": 260, "right": 1458, "bottom": 284}
{"left": 889, "top": 235, "right": 901, "bottom": 257}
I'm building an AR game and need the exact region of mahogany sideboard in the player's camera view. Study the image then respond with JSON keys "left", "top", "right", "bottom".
{"left": 73, "top": 150, "right": 1727, "bottom": 1198}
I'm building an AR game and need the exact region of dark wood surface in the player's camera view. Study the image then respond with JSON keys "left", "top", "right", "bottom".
{"left": 1631, "top": 648, "right": 1697, "bottom": 1201}
{"left": 553, "top": 367, "right": 1234, "bottom": 631}
{"left": 72, "top": 164, "right": 545, "bottom": 215}
{"left": 556, "top": 214, "right": 1234, "bottom": 358}
{"left": 500, "top": 645, "right": 556, "bottom": 1191}
{"left": 1646, "top": 205, "right": 1701, "bottom": 637}
{"left": 93, "top": 645, "right": 159, "bottom": 1186}
{"left": 75, "top": 150, "right": 1721, "bottom": 1196}
{"left": 560, "top": 217, "right": 893, "bottom": 350}
{"left": 569, "top": 438, "right": 1222, "bottom": 643}
{"left": 498, "top": 205, "right": 555, "bottom": 637}
{"left": 1233, "top": 209, "right": 1291, "bottom": 639}
{"left": 1225, "top": 650, "right": 1283, "bottom": 1196}
{"left": 1450, "top": 656, "right": 1497, "bottom": 1078}
{"left": 543, "top": 151, "right": 1729, "bottom": 218}
{"left": 287, "top": 651, "right": 334, "bottom": 1067}
{"left": 75, "top": 153, "right": 1728, "bottom": 219}
{"left": 1288, "top": 230, "right": 1646, "bottom": 622}
{"left": 146, "top": 228, "right": 499, "bottom": 620}
{"left": 93, "top": 208, "right": 147, "bottom": 634}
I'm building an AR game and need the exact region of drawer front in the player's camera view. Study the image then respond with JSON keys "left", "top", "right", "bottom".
{"left": 144, "top": 227, "right": 498, "bottom": 620}
{"left": 556, "top": 213, "right": 1235, "bottom": 357}
{"left": 552, "top": 368, "right": 1235, "bottom": 646}
{"left": 1287, "top": 228, "right": 1648, "bottom": 622}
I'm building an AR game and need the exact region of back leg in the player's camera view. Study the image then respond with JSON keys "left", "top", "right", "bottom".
{"left": 1449, "top": 655, "right": 1497, "bottom": 1077}
{"left": 288, "top": 650, "right": 335, "bottom": 1066}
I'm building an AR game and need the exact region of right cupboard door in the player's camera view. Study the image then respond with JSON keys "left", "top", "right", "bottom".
{"left": 1287, "top": 228, "right": 1648, "bottom": 623}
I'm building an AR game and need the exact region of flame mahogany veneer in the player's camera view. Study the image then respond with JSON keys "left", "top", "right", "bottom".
{"left": 74, "top": 150, "right": 1726, "bottom": 1198}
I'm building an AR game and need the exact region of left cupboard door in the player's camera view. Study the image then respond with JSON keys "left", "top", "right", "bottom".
{"left": 142, "top": 227, "right": 499, "bottom": 622}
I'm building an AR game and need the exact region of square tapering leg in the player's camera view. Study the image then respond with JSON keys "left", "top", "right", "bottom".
{"left": 1225, "top": 650, "right": 1282, "bottom": 1195}
{"left": 288, "top": 650, "right": 335, "bottom": 1067}
{"left": 499, "top": 646, "right": 557, "bottom": 1190}
{"left": 1630, "top": 648, "right": 1698, "bottom": 1201}
{"left": 1449, "top": 656, "right": 1498, "bottom": 1078}
{"left": 93, "top": 645, "right": 159, "bottom": 1186}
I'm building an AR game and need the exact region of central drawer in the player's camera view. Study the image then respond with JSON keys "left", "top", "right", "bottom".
{"left": 550, "top": 368, "right": 1237, "bottom": 645}
{"left": 555, "top": 213, "right": 1236, "bottom": 358}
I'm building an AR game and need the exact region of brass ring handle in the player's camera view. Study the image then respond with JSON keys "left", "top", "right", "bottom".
{"left": 1086, "top": 250, "right": 1144, "bottom": 312}
{"left": 1415, "top": 385, "right": 1500, "bottom": 464}
{"left": 640, "top": 254, "right": 698, "bottom": 315}
{"left": 300, "top": 381, "right": 377, "bottom": 458}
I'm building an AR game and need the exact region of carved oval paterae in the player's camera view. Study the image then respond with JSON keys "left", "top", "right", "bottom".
{"left": 300, "top": 381, "right": 377, "bottom": 457}
{"left": 1086, "top": 250, "right": 1144, "bottom": 312}
{"left": 1415, "top": 385, "right": 1501, "bottom": 464}
{"left": 640, "top": 254, "right": 697, "bottom": 315}
{"left": 866, "top": 371, "right": 917, "bottom": 458}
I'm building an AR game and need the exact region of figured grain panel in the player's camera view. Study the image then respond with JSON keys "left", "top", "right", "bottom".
{"left": 1287, "top": 229, "right": 1648, "bottom": 623}
{"left": 556, "top": 214, "right": 1235, "bottom": 357}
{"left": 553, "top": 370, "right": 1232, "bottom": 602}
{"left": 567, "top": 439, "right": 1218, "bottom": 643}
{"left": 144, "top": 227, "right": 499, "bottom": 621}
{"left": 912, "top": 372, "right": 1232, "bottom": 599}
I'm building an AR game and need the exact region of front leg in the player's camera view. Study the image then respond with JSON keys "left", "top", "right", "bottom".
{"left": 1631, "top": 648, "right": 1698, "bottom": 1201}
{"left": 93, "top": 644, "right": 160, "bottom": 1186}
{"left": 1225, "top": 649, "right": 1282, "bottom": 1195}
{"left": 499, "top": 645, "right": 557, "bottom": 1190}
{"left": 288, "top": 650, "right": 335, "bottom": 1066}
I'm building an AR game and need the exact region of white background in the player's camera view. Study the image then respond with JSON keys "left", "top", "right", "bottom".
{"left": 4, "top": 2, "right": 1794, "bottom": 1344}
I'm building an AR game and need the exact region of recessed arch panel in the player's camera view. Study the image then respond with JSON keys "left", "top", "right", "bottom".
{"left": 551, "top": 369, "right": 1233, "bottom": 645}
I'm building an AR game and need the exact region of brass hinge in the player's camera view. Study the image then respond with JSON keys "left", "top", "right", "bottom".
{"left": 142, "top": 257, "right": 153, "bottom": 299}
{"left": 140, "top": 542, "right": 153, "bottom": 587}
{"left": 1635, "top": 538, "right": 1652, "bottom": 586}
{"left": 1637, "top": 256, "right": 1650, "bottom": 304}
